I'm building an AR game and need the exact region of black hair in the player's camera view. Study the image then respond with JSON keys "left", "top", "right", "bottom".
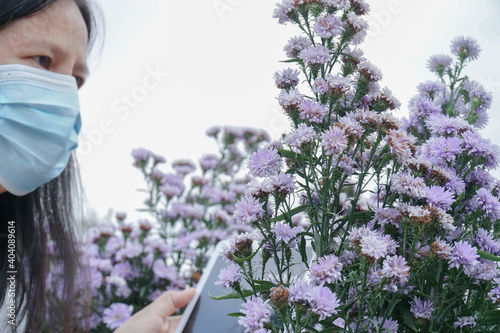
{"left": 0, "top": 1, "right": 97, "bottom": 332}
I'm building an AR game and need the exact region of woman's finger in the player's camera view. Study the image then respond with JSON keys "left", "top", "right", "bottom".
{"left": 150, "top": 288, "right": 196, "bottom": 319}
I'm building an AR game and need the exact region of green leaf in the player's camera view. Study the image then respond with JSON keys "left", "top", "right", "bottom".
{"left": 481, "top": 309, "right": 500, "bottom": 326}
{"left": 418, "top": 272, "right": 439, "bottom": 287}
{"left": 209, "top": 289, "right": 253, "bottom": 300}
{"left": 478, "top": 250, "right": 500, "bottom": 262}
{"left": 275, "top": 205, "right": 309, "bottom": 222}
{"left": 227, "top": 312, "right": 244, "bottom": 318}
{"left": 402, "top": 303, "right": 418, "bottom": 331}
{"left": 299, "top": 235, "right": 309, "bottom": 268}
{"left": 278, "top": 148, "right": 305, "bottom": 160}
{"left": 252, "top": 279, "right": 277, "bottom": 290}
{"left": 280, "top": 58, "right": 301, "bottom": 63}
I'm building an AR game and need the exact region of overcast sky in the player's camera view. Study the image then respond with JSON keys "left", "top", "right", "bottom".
{"left": 77, "top": 0, "right": 500, "bottom": 222}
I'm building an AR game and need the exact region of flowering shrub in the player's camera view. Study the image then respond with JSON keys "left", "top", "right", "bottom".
{"left": 214, "top": 1, "right": 500, "bottom": 332}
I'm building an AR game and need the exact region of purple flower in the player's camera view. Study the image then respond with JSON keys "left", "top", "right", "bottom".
{"left": 160, "top": 173, "right": 185, "bottom": 198}
{"left": 426, "top": 185, "right": 455, "bottom": 210}
{"left": 310, "top": 254, "right": 343, "bottom": 285}
{"left": 283, "top": 36, "right": 311, "bottom": 58}
{"left": 424, "top": 136, "right": 463, "bottom": 163}
{"left": 381, "top": 255, "right": 410, "bottom": 290}
{"left": 409, "top": 95, "right": 442, "bottom": 117}
{"left": 288, "top": 280, "right": 310, "bottom": 304}
{"left": 410, "top": 297, "right": 434, "bottom": 320}
{"left": 153, "top": 259, "right": 177, "bottom": 281}
{"left": 464, "top": 79, "right": 492, "bottom": 112}
{"left": 427, "top": 54, "right": 453, "bottom": 73}
{"left": 314, "top": 14, "right": 344, "bottom": 39}
{"left": 199, "top": 154, "right": 219, "bottom": 171}
{"left": 274, "top": 68, "right": 300, "bottom": 89}
{"left": 271, "top": 222, "right": 302, "bottom": 244}
{"left": 453, "top": 315, "right": 477, "bottom": 329}
{"left": 131, "top": 147, "right": 152, "bottom": 166}
{"left": 172, "top": 159, "right": 196, "bottom": 175}
{"left": 248, "top": 147, "right": 282, "bottom": 177}
{"left": 238, "top": 297, "right": 271, "bottom": 332}
{"left": 472, "top": 261, "right": 500, "bottom": 281}
{"left": 321, "top": 125, "right": 348, "bottom": 155}
{"left": 338, "top": 116, "right": 364, "bottom": 140}
{"left": 102, "top": 303, "right": 132, "bottom": 330}
{"left": 326, "top": 74, "right": 352, "bottom": 96}
{"left": 350, "top": 316, "right": 399, "bottom": 332}
{"left": 474, "top": 228, "right": 500, "bottom": 255}
{"left": 300, "top": 99, "right": 328, "bottom": 123}
{"left": 426, "top": 114, "right": 469, "bottom": 136}
{"left": 216, "top": 263, "right": 242, "bottom": 289}
{"left": 391, "top": 172, "right": 426, "bottom": 198}
{"left": 386, "top": 129, "right": 415, "bottom": 164}
{"left": 308, "top": 286, "right": 340, "bottom": 320}
{"left": 323, "top": 0, "right": 350, "bottom": 10}
{"left": 299, "top": 45, "right": 331, "bottom": 65}
{"left": 488, "top": 281, "right": 500, "bottom": 303}
{"left": 461, "top": 131, "right": 500, "bottom": 168}
{"left": 272, "top": 0, "right": 296, "bottom": 25}
{"left": 358, "top": 60, "right": 383, "bottom": 82}
{"left": 373, "top": 208, "right": 401, "bottom": 227}
{"left": 417, "top": 80, "right": 447, "bottom": 96}
{"left": 271, "top": 221, "right": 301, "bottom": 244}
{"left": 234, "top": 196, "right": 265, "bottom": 224}
{"left": 451, "top": 36, "right": 481, "bottom": 61}
{"left": 278, "top": 87, "right": 304, "bottom": 110}
{"left": 284, "top": 124, "right": 316, "bottom": 149}
{"left": 431, "top": 237, "right": 453, "bottom": 259}
{"left": 346, "top": 11, "right": 368, "bottom": 33}
{"left": 467, "top": 188, "right": 500, "bottom": 221}
{"left": 360, "top": 234, "right": 391, "bottom": 260}
{"left": 314, "top": 77, "right": 329, "bottom": 95}
{"left": 448, "top": 241, "right": 480, "bottom": 276}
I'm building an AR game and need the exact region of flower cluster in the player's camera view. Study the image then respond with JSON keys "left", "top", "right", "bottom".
{"left": 214, "top": 2, "right": 500, "bottom": 332}
{"left": 131, "top": 126, "right": 269, "bottom": 280}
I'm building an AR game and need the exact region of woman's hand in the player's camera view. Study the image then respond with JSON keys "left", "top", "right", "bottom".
{"left": 115, "top": 288, "right": 196, "bottom": 333}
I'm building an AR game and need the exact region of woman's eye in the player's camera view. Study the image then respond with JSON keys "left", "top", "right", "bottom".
{"left": 32, "top": 55, "right": 52, "bottom": 69}
{"left": 74, "top": 76, "right": 84, "bottom": 88}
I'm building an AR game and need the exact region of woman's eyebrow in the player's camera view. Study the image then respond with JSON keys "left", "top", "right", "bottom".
{"left": 42, "top": 40, "right": 89, "bottom": 77}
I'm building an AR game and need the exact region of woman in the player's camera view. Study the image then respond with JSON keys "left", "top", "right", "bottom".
{"left": 0, "top": 0, "right": 194, "bottom": 332}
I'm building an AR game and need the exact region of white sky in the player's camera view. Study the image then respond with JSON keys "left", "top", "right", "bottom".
{"left": 77, "top": 0, "right": 500, "bottom": 222}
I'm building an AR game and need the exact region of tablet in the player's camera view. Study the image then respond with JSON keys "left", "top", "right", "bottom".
{"left": 175, "top": 241, "right": 311, "bottom": 333}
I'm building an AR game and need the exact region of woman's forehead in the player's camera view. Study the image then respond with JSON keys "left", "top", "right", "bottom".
{"left": 1, "top": 0, "right": 88, "bottom": 54}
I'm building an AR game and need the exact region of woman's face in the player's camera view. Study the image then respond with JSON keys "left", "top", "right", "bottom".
{"left": 0, "top": 0, "right": 88, "bottom": 195}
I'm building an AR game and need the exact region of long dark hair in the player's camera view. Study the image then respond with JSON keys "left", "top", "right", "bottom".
{"left": 0, "top": 1, "right": 96, "bottom": 332}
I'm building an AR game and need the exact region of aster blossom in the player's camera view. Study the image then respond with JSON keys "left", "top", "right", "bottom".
{"left": 102, "top": 303, "right": 132, "bottom": 330}
{"left": 299, "top": 45, "right": 331, "bottom": 65}
{"left": 410, "top": 297, "right": 434, "bottom": 320}
{"left": 309, "top": 254, "right": 343, "bottom": 285}
{"left": 248, "top": 147, "right": 282, "bottom": 177}
{"left": 314, "top": 14, "right": 344, "bottom": 39}
{"left": 238, "top": 297, "right": 272, "bottom": 332}
{"left": 271, "top": 221, "right": 301, "bottom": 243}
{"left": 448, "top": 241, "right": 480, "bottom": 276}
{"left": 321, "top": 125, "right": 348, "bottom": 155}
{"left": 451, "top": 36, "right": 481, "bottom": 61}
{"left": 216, "top": 263, "right": 242, "bottom": 289}
{"left": 234, "top": 196, "right": 265, "bottom": 225}
{"left": 308, "top": 286, "right": 340, "bottom": 320}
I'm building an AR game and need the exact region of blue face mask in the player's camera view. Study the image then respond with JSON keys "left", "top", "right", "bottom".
{"left": 0, "top": 64, "right": 81, "bottom": 196}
